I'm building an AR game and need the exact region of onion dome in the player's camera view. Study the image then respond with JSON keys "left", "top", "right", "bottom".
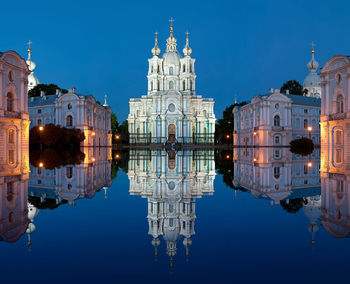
{"left": 151, "top": 32, "right": 161, "bottom": 57}
{"left": 183, "top": 32, "right": 192, "bottom": 56}
{"left": 303, "top": 43, "right": 321, "bottom": 93}
{"left": 163, "top": 18, "right": 182, "bottom": 69}
{"left": 26, "top": 41, "right": 40, "bottom": 90}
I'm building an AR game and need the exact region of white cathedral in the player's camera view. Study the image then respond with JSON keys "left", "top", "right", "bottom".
{"left": 128, "top": 20, "right": 216, "bottom": 144}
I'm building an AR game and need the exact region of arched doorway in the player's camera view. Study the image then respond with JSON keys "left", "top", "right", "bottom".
{"left": 168, "top": 124, "right": 176, "bottom": 143}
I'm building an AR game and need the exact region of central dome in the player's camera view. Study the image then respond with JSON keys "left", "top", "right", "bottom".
{"left": 162, "top": 51, "right": 182, "bottom": 67}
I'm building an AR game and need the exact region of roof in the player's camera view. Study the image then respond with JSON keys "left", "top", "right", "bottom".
{"left": 285, "top": 94, "right": 321, "bottom": 107}
{"left": 28, "top": 94, "right": 58, "bottom": 107}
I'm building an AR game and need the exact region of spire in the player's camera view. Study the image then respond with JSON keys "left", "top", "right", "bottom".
{"left": 151, "top": 31, "right": 161, "bottom": 56}
{"left": 307, "top": 41, "right": 319, "bottom": 73}
{"left": 26, "top": 40, "right": 36, "bottom": 72}
{"left": 27, "top": 40, "right": 32, "bottom": 61}
{"left": 183, "top": 31, "right": 192, "bottom": 56}
{"left": 166, "top": 18, "right": 177, "bottom": 52}
{"left": 103, "top": 94, "right": 108, "bottom": 106}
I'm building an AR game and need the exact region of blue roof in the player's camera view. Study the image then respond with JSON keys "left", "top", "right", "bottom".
{"left": 28, "top": 94, "right": 58, "bottom": 107}
{"left": 285, "top": 94, "right": 321, "bottom": 107}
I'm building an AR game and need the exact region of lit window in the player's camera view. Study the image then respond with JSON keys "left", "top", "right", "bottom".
{"left": 8, "top": 129, "right": 14, "bottom": 144}
{"left": 8, "top": 150, "right": 14, "bottom": 165}
{"left": 336, "top": 148, "right": 342, "bottom": 163}
{"left": 335, "top": 130, "right": 343, "bottom": 146}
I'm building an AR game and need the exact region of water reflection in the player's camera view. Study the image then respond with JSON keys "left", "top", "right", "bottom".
{"left": 128, "top": 149, "right": 215, "bottom": 265}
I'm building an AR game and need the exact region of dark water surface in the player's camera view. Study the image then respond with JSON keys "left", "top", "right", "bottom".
{"left": 0, "top": 148, "right": 349, "bottom": 283}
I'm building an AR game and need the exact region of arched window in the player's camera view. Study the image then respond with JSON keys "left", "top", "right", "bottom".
{"left": 169, "top": 81, "right": 174, "bottom": 89}
{"left": 169, "top": 67, "right": 174, "bottom": 75}
{"left": 66, "top": 115, "right": 73, "bottom": 127}
{"left": 157, "top": 65, "right": 160, "bottom": 73}
{"left": 183, "top": 65, "right": 185, "bottom": 72}
{"left": 183, "top": 81, "right": 186, "bottom": 90}
{"left": 151, "top": 66, "right": 153, "bottom": 73}
{"left": 37, "top": 119, "right": 42, "bottom": 126}
{"left": 274, "top": 135, "right": 280, "bottom": 144}
{"left": 336, "top": 94, "right": 344, "bottom": 113}
{"left": 151, "top": 81, "right": 153, "bottom": 91}
{"left": 7, "top": 182, "right": 14, "bottom": 202}
{"left": 66, "top": 167, "right": 73, "bottom": 179}
{"left": 304, "top": 119, "right": 308, "bottom": 129}
{"left": 274, "top": 115, "right": 280, "bottom": 127}
{"left": 157, "top": 80, "right": 160, "bottom": 90}
{"left": 7, "top": 93, "right": 14, "bottom": 112}
{"left": 190, "top": 64, "right": 192, "bottom": 73}
{"left": 273, "top": 167, "right": 280, "bottom": 179}
{"left": 8, "top": 129, "right": 14, "bottom": 144}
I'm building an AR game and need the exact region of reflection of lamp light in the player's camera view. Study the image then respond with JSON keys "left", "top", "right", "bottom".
{"left": 39, "top": 126, "right": 44, "bottom": 131}
{"left": 253, "top": 158, "right": 257, "bottom": 162}
{"left": 39, "top": 162, "right": 44, "bottom": 168}
{"left": 308, "top": 162, "right": 312, "bottom": 168}
{"left": 91, "top": 157, "right": 95, "bottom": 162}
{"left": 92, "top": 131, "right": 96, "bottom": 136}
{"left": 307, "top": 126, "right": 312, "bottom": 132}
{"left": 253, "top": 132, "right": 257, "bottom": 135}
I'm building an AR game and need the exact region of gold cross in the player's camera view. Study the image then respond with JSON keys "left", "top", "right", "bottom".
{"left": 169, "top": 17, "right": 175, "bottom": 27}
{"left": 154, "top": 31, "right": 159, "bottom": 38}
{"left": 27, "top": 40, "right": 32, "bottom": 48}
{"left": 185, "top": 31, "right": 190, "bottom": 37}
{"left": 311, "top": 41, "right": 315, "bottom": 49}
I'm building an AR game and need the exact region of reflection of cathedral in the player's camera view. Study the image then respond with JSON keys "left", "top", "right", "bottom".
{"left": 128, "top": 20, "right": 215, "bottom": 144}
{"left": 128, "top": 149, "right": 215, "bottom": 265}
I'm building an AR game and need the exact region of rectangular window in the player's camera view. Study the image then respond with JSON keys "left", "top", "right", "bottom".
{"left": 8, "top": 150, "right": 14, "bottom": 165}
{"left": 304, "top": 109, "right": 308, "bottom": 113}
{"left": 8, "top": 129, "right": 14, "bottom": 144}
{"left": 38, "top": 180, "right": 42, "bottom": 185}
{"left": 336, "top": 130, "right": 342, "bottom": 146}
{"left": 274, "top": 136, "right": 280, "bottom": 144}
{"left": 38, "top": 109, "right": 42, "bottom": 114}
{"left": 38, "top": 167, "right": 42, "bottom": 175}
{"left": 336, "top": 149, "right": 342, "bottom": 163}
{"left": 274, "top": 150, "right": 280, "bottom": 158}
{"left": 304, "top": 165, "right": 308, "bottom": 175}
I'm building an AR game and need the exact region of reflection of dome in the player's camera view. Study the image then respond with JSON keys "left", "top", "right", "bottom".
{"left": 28, "top": 202, "right": 39, "bottom": 221}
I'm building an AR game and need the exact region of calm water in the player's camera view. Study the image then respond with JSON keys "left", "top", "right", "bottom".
{"left": 1, "top": 147, "right": 349, "bottom": 283}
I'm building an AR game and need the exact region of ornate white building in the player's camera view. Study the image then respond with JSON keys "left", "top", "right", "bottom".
{"left": 26, "top": 41, "right": 39, "bottom": 91}
{"left": 128, "top": 149, "right": 215, "bottom": 265}
{"left": 128, "top": 21, "right": 215, "bottom": 144}
{"left": 233, "top": 88, "right": 321, "bottom": 147}
{"left": 320, "top": 55, "right": 350, "bottom": 174}
{"left": 303, "top": 44, "right": 321, "bottom": 98}
{"left": 0, "top": 50, "right": 31, "bottom": 176}
{"left": 29, "top": 88, "right": 112, "bottom": 147}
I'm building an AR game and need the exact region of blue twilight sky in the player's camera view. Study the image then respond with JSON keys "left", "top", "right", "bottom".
{"left": 1, "top": 0, "right": 350, "bottom": 121}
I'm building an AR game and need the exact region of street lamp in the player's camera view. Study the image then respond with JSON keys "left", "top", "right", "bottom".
{"left": 226, "top": 134, "right": 230, "bottom": 139}
{"left": 308, "top": 162, "right": 312, "bottom": 168}
{"left": 115, "top": 154, "right": 120, "bottom": 159}
{"left": 307, "top": 126, "right": 312, "bottom": 139}
{"left": 39, "top": 126, "right": 44, "bottom": 131}
{"left": 39, "top": 162, "right": 44, "bottom": 168}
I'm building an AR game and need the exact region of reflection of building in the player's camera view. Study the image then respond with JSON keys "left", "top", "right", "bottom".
{"left": 128, "top": 21, "right": 215, "bottom": 144}
{"left": 233, "top": 147, "right": 320, "bottom": 204}
{"left": 320, "top": 55, "right": 350, "bottom": 174}
{"left": 0, "top": 50, "right": 31, "bottom": 175}
{"left": 233, "top": 89, "right": 321, "bottom": 147}
{"left": 29, "top": 147, "right": 112, "bottom": 207}
{"left": 28, "top": 88, "right": 112, "bottom": 147}
{"left": 320, "top": 173, "right": 350, "bottom": 238}
{"left": 128, "top": 149, "right": 215, "bottom": 265}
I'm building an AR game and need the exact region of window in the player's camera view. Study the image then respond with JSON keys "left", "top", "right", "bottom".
{"left": 38, "top": 167, "right": 42, "bottom": 175}
{"left": 7, "top": 182, "right": 14, "bottom": 202}
{"left": 169, "top": 67, "right": 174, "bottom": 75}
{"left": 169, "top": 204, "right": 174, "bottom": 213}
{"left": 274, "top": 115, "right": 280, "bottom": 127}
{"left": 304, "top": 119, "right": 308, "bottom": 129}
{"left": 183, "top": 221, "right": 186, "bottom": 229}
{"left": 274, "top": 167, "right": 280, "bottom": 179}
{"left": 274, "top": 135, "right": 280, "bottom": 144}
{"left": 336, "top": 94, "right": 344, "bottom": 113}
{"left": 151, "top": 81, "right": 153, "bottom": 90}
{"left": 190, "top": 80, "right": 193, "bottom": 90}
{"left": 275, "top": 103, "right": 279, "bottom": 109}
{"left": 169, "top": 81, "right": 174, "bottom": 89}
{"left": 304, "top": 180, "right": 308, "bottom": 185}
{"left": 38, "top": 109, "right": 42, "bottom": 114}
{"left": 336, "top": 180, "right": 344, "bottom": 199}
{"left": 304, "top": 165, "right": 308, "bottom": 175}
{"left": 8, "top": 150, "right": 14, "bottom": 165}
{"left": 8, "top": 71, "right": 14, "bottom": 82}
{"left": 190, "top": 64, "right": 192, "bottom": 73}
{"left": 336, "top": 148, "right": 342, "bottom": 163}
{"left": 169, "top": 218, "right": 174, "bottom": 227}
{"left": 7, "top": 93, "right": 14, "bottom": 111}
{"left": 66, "top": 167, "right": 73, "bottom": 179}
{"left": 37, "top": 119, "right": 42, "bottom": 126}
{"left": 304, "top": 109, "right": 308, "bottom": 113}
{"left": 183, "top": 81, "right": 185, "bottom": 90}
{"left": 38, "top": 179, "right": 42, "bottom": 185}
{"left": 157, "top": 80, "right": 160, "bottom": 90}
{"left": 151, "top": 66, "right": 153, "bottom": 73}
{"left": 67, "top": 184, "right": 72, "bottom": 190}
{"left": 157, "top": 65, "right": 160, "bottom": 73}
{"left": 8, "top": 129, "right": 14, "bottom": 144}
{"left": 336, "top": 130, "right": 343, "bottom": 146}
{"left": 274, "top": 149, "right": 280, "bottom": 159}
{"left": 68, "top": 103, "right": 72, "bottom": 110}
{"left": 66, "top": 115, "right": 73, "bottom": 127}
{"left": 183, "top": 65, "right": 185, "bottom": 72}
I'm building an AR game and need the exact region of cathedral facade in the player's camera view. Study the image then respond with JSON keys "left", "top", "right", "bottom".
{"left": 128, "top": 22, "right": 215, "bottom": 144}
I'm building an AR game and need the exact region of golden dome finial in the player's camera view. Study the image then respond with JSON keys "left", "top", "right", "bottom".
{"left": 169, "top": 17, "right": 175, "bottom": 36}
{"left": 27, "top": 40, "right": 32, "bottom": 59}
{"left": 311, "top": 41, "right": 315, "bottom": 54}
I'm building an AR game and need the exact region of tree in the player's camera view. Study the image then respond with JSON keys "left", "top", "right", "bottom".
{"left": 280, "top": 80, "right": 308, "bottom": 96}
{"left": 290, "top": 137, "right": 314, "bottom": 156}
{"left": 215, "top": 101, "right": 248, "bottom": 143}
{"left": 280, "top": 198, "right": 307, "bottom": 214}
{"left": 28, "top": 83, "right": 68, "bottom": 97}
{"left": 111, "top": 113, "right": 119, "bottom": 135}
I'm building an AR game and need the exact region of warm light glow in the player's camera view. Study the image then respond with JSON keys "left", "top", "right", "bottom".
{"left": 39, "top": 162, "right": 44, "bottom": 168}
{"left": 226, "top": 135, "right": 230, "bottom": 139}
{"left": 115, "top": 135, "right": 120, "bottom": 140}
{"left": 91, "top": 157, "right": 96, "bottom": 162}
{"left": 39, "top": 126, "right": 44, "bottom": 131}
{"left": 115, "top": 154, "right": 120, "bottom": 159}
{"left": 226, "top": 155, "right": 230, "bottom": 159}
{"left": 253, "top": 158, "right": 257, "bottom": 162}
{"left": 308, "top": 162, "right": 312, "bottom": 168}
{"left": 307, "top": 126, "right": 312, "bottom": 132}
{"left": 92, "top": 131, "right": 96, "bottom": 136}
{"left": 253, "top": 132, "right": 257, "bottom": 136}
